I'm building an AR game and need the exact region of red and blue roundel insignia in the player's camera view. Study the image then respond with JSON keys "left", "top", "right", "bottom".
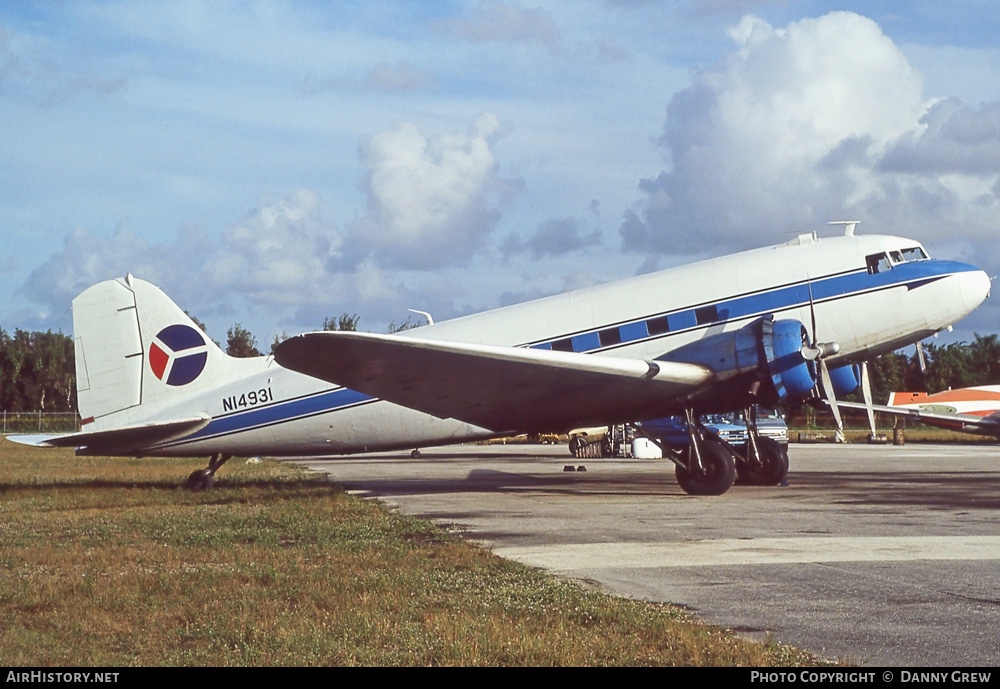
{"left": 148, "top": 324, "right": 208, "bottom": 386}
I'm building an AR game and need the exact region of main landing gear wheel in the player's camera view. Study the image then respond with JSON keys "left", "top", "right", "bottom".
{"left": 675, "top": 441, "right": 736, "bottom": 496}
{"left": 737, "top": 437, "right": 789, "bottom": 486}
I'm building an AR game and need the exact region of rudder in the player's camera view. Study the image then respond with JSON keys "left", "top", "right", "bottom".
{"left": 73, "top": 275, "right": 241, "bottom": 430}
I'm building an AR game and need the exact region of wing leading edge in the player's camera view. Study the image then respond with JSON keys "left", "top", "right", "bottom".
{"left": 274, "top": 331, "right": 713, "bottom": 433}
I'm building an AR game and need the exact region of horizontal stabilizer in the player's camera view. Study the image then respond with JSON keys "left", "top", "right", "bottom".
{"left": 6, "top": 414, "right": 211, "bottom": 454}
{"left": 274, "top": 331, "right": 712, "bottom": 433}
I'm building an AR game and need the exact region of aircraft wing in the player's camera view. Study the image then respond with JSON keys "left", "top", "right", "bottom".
{"left": 6, "top": 414, "right": 211, "bottom": 454}
{"left": 833, "top": 400, "right": 1000, "bottom": 438}
{"left": 274, "top": 331, "right": 713, "bottom": 433}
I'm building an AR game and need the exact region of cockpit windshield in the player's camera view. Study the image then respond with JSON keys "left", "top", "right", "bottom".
{"left": 901, "top": 246, "right": 928, "bottom": 262}
{"left": 865, "top": 245, "right": 929, "bottom": 274}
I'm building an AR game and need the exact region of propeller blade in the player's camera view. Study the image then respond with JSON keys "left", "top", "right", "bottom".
{"left": 818, "top": 358, "right": 843, "bottom": 435}
{"left": 860, "top": 361, "right": 877, "bottom": 437}
{"left": 807, "top": 276, "right": 846, "bottom": 441}
{"left": 915, "top": 341, "right": 927, "bottom": 373}
{"left": 807, "top": 279, "right": 818, "bottom": 346}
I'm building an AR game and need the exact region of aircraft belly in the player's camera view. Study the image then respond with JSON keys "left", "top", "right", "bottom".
{"left": 151, "top": 396, "right": 489, "bottom": 457}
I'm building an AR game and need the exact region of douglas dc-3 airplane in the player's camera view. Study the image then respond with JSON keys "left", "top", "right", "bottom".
{"left": 9, "top": 223, "right": 991, "bottom": 496}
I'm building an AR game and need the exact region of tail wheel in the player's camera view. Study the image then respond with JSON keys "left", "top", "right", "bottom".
{"left": 737, "top": 437, "right": 789, "bottom": 486}
{"left": 675, "top": 441, "right": 736, "bottom": 496}
{"left": 185, "top": 469, "right": 214, "bottom": 492}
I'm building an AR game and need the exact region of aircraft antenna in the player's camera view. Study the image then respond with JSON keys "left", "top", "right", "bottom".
{"left": 828, "top": 220, "right": 860, "bottom": 236}
{"left": 408, "top": 309, "right": 434, "bottom": 326}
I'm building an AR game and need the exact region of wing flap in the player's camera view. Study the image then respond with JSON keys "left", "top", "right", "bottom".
{"left": 6, "top": 414, "right": 211, "bottom": 454}
{"left": 274, "top": 331, "right": 712, "bottom": 432}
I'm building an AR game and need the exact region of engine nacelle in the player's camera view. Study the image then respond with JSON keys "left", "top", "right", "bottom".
{"left": 762, "top": 318, "right": 817, "bottom": 400}
{"left": 828, "top": 364, "right": 861, "bottom": 396}
{"left": 657, "top": 315, "right": 816, "bottom": 410}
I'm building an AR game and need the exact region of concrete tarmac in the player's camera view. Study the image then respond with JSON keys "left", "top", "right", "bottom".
{"left": 288, "top": 442, "right": 1000, "bottom": 666}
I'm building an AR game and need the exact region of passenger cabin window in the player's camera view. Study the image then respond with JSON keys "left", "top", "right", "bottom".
{"left": 598, "top": 327, "right": 622, "bottom": 347}
{"left": 646, "top": 315, "right": 670, "bottom": 336}
{"left": 695, "top": 305, "right": 719, "bottom": 325}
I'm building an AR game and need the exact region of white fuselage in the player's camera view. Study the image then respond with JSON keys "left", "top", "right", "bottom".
{"left": 140, "top": 233, "right": 989, "bottom": 457}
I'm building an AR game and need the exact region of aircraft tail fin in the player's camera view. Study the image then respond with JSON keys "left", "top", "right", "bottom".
{"left": 887, "top": 391, "right": 928, "bottom": 407}
{"left": 73, "top": 275, "right": 258, "bottom": 430}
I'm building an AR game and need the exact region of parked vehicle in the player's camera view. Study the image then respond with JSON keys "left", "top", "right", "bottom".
{"left": 751, "top": 409, "right": 788, "bottom": 447}
{"left": 636, "top": 415, "right": 748, "bottom": 447}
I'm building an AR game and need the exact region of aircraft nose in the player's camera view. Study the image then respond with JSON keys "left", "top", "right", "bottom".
{"left": 960, "top": 268, "right": 992, "bottom": 313}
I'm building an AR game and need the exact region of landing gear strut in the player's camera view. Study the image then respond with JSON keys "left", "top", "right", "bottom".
{"left": 736, "top": 406, "right": 789, "bottom": 486}
{"left": 185, "top": 453, "right": 231, "bottom": 492}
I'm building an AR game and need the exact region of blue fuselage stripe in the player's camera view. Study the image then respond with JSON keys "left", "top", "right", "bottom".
{"left": 530, "top": 260, "right": 969, "bottom": 351}
{"left": 177, "top": 259, "right": 970, "bottom": 446}
{"left": 161, "top": 387, "right": 374, "bottom": 448}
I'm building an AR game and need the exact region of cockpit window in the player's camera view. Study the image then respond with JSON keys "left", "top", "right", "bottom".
{"left": 867, "top": 246, "right": 930, "bottom": 274}
{"left": 866, "top": 253, "right": 892, "bottom": 274}
{"left": 901, "top": 246, "right": 928, "bottom": 261}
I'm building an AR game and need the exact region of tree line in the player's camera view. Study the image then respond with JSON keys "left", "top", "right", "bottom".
{"left": 2, "top": 321, "right": 999, "bottom": 417}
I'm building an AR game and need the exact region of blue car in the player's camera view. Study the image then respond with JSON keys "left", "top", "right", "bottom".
{"left": 637, "top": 414, "right": 748, "bottom": 448}
{"left": 637, "top": 409, "right": 787, "bottom": 449}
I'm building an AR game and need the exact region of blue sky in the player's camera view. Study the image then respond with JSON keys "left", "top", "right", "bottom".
{"left": 3, "top": 1, "right": 999, "bottom": 350}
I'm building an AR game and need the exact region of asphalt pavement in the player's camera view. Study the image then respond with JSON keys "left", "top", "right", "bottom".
{"left": 287, "top": 442, "right": 1000, "bottom": 666}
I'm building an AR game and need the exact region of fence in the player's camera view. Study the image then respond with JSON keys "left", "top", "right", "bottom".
{"left": 2, "top": 412, "right": 81, "bottom": 434}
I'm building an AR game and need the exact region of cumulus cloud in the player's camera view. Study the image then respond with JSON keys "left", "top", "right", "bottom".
{"left": 18, "top": 114, "right": 515, "bottom": 334}
{"left": 15, "top": 221, "right": 223, "bottom": 333}
{"left": 21, "top": 225, "right": 178, "bottom": 314}
{"left": 619, "top": 11, "right": 1000, "bottom": 254}
{"left": 19, "top": 191, "right": 423, "bottom": 337}
{"left": 344, "top": 113, "right": 509, "bottom": 269}
{"left": 879, "top": 99, "right": 1000, "bottom": 176}
{"left": 211, "top": 190, "right": 341, "bottom": 305}
{"left": 502, "top": 217, "right": 601, "bottom": 259}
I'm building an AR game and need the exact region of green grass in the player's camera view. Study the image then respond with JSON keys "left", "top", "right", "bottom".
{"left": 0, "top": 439, "right": 821, "bottom": 666}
